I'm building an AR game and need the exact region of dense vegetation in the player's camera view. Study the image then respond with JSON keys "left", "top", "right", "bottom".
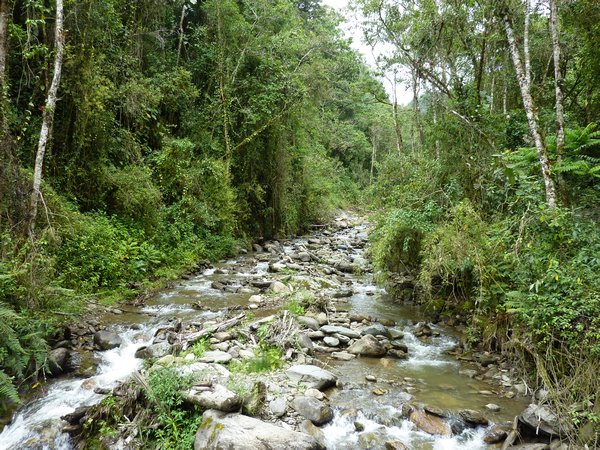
{"left": 0, "top": 0, "right": 388, "bottom": 413}
{"left": 1, "top": 0, "right": 599, "bottom": 445}
{"left": 361, "top": 0, "right": 600, "bottom": 443}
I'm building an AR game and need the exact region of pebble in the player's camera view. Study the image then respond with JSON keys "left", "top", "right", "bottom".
{"left": 366, "top": 375, "right": 377, "bottom": 382}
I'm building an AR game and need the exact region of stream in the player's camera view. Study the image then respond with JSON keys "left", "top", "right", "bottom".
{"left": 0, "top": 213, "right": 528, "bottom": 449}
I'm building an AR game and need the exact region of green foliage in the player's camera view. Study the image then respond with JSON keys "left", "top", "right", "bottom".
{"left": 145, "top": 368, "right": 201, "bottom": 450}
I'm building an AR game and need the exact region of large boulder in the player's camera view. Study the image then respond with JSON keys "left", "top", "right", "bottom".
{"left": 183, "top": 384, "right": 242, "bottom": 412}
{"left": 292, "top": 396, "right": 334, "bottom": 425}
{"left": 459, "top": 409, "right": 489, "bottom": 426}
{"left": 93, "top": 331, "right": 122, "bottom": 350}
{"left": 409, "top": 410, "right": 452, "bottom": 436}
{"left": 194, "top": 410, "right": 324, "bottom": 450}
{"left": 286, "top": 364, "right": 338, "bottom": 390}
{"left": 519, "top": 404, "right": 563, "bottom": 437}
{"left": 347, "top": 335, "right": 387, "bottom": 357}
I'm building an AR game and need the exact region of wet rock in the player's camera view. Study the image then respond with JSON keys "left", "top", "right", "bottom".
{"left": 194, "top": 410, "right": 324, "bottom": 450}
{"left": 269, "top": 397, "right": 287, "bottom": 417}
{"left": 292, "top": 396, "right": 333, "bottom": 425}
{"left": 424, "top": 406, "right": 448, "bottom": 418}
{"left": 48, "top": 348, "right": 70, "bottom": 375}
{"left": 300, "top": 420, "right": 327, "bottom": 448}
{"left": 414, "top": 323, "right": 433, "bottom": 337}
{"left": 135, "top": 342, "right": 172, "bottom": 359}
{"left": 183, "top": 384, "right": 242, "bottom": 412}
{"left": 485, "top": 403, "right": 501, "bottom": 412}
{"left": 386, "top": 349, "right": 408, "bottom": 359}
{"left": 357, "top": 428, "right": 388, "bottom": 449}
{"left": 459, "top": 409, "right": 489, "bottom": 426}
{"left": 335, "top": 262, "right": 356, "bottom": 273}
{"left": 409, "top": 410, "right": 452, "bottom": 436}
{"left": 199, "top": 350, "right": 233, "bottom": 364}
{"left": 211, "top": 280, "right": 225, "bottom": 290}
{"left": 390, "top": 340, "right": 408, "bottom": 352}
{"left": 386, "top": 441, "right": 409, "bottom": 450}
{"left": 93, "top": 331, "right": 122, "bottom": 350}
{"left": 323, "top": 336, "right": 340, "bottom": 347}
{"left": 269, "top": 262, "right": 286, "bottom": 273}
{"left": 347, "top": 335, "right": 387, "bottom": 357}
{"left": 459, "top": 368, "right": 478, "bottom": 378}
{"left": 519, "top": 404, "right": 562, "bottom": 437}
{"left": 297, "top": 316, "right": 320, "bottom": 331}
{"left": 61, "top": 406, "right": 89, "bottom": 425}
{"left": 332, "top": 289, "right": 353, "bottom": 298}
{"left": 320, "top": 325, "right": 360, "bottom": 339}
{"left": 250, "top": 280, "right": 272, "bottom": 289}
{"left": 286, "top": 365, "right": 338, "bottom": 390}
{"left": 331, "top": 351, "right": 355, "bottom": 361}
{"left": 361, "top": 323, "right": 391, "bottom": 339}
{"left": 483, "top": 423, "right": 510, "bottom": 444}
{"left": 479, "top": 353, "right": 497, "bottom": 367}
{"left": 242, "top": 381, "right": 267, "bottom": 416}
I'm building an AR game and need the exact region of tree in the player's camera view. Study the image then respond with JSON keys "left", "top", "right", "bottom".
{"left": 500, "top": 2, "right": 557, "bottom": 208}
{"left": 28, "top": 0, "right": 65, "bottom": 238}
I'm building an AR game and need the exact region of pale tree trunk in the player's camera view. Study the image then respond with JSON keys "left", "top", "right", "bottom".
{"left": 391, "top": 69, "right": 403, "bottom": 156}
{"left": 432, "top": 86, "right": 440, "bottom": 160}
{"left": 523, "top": 0, "right": 532, "bottom": 85}
{"left": 176, "top": 3, "right": 186, "bottom": 66}
{"left": 370, "top": 134, "right": 376, "bottom": 185}
{"left": 490, "top": 72, "right": 495, "bottom": 113}
{"left": 550, "top": 0, "right": 566, "bottom": 199}
{"left": 411, "top": 68, "right": 424, "bottom": 150}
{"left": 503, "top": 10, "right": 557, "bottom": 209}
{"left": 0, "top": 0, "right": 7, "bottom": 93}
{"left": 28, "top": 0, "right": 65, "bottom": 238}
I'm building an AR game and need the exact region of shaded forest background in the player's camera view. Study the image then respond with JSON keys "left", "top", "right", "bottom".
{"left": 0, "top": 0, "right": 599, "bottom": 444}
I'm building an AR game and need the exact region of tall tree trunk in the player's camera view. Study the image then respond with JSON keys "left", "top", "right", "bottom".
{"left": 503, "top": 9, "right": 557, "bottom": 209}
{"left": 370, "top": 134, "right": 376, "bottom": 185}
{"left": 0, "top": 0, "right": 7, "bottom": 94}
{"left": 550, "top": 0, "right": 566, "bottom": 200}
{"left": 391, "top": 69, "right": 403, "bottom": 156}
{"left": 523, "top": 0, "right": 532, "bottom": 85}
{"left": 411, "top": 68, "right": 424, "bottom": 150}
{"left": 176, "top": 3, "right": 186, "bottom": 66}
{"left": 432, "top": 86, "right": 440, "bottom": 160}
{"left": 28, "top": 0, "right": 65, "bottom": 238}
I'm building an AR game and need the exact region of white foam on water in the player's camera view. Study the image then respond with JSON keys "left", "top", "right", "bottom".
{"left": 400, "top": 328, "right": 457, "bottom": 367}
{"left": 323, "top": 410, "right": 490, "bottom": 450}
{"left": 0, "top": 325, "right": 156, "bottom": 450}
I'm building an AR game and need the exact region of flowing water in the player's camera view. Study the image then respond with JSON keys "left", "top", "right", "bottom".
{"left": 0, "top": 215, "right": 527, "bottom": 449}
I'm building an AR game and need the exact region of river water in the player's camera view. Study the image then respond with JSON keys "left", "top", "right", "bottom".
{"left": 0, "top": 214, "right": 527, "bottom": 449}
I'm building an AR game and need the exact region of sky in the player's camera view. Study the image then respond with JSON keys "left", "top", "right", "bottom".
{"left": 320, "top": 0, "right": 414, "bottom": 104}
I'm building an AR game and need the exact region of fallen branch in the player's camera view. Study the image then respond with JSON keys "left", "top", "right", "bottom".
{"left": 182, "top": 313, "right": 245, "bottom": 348}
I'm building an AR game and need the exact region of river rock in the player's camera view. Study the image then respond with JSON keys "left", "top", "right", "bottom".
{"left": 297, "top": 316, "right": 320, "bottom": 331}
{"left": 300, "top": 420, "right": 327, "bottom": 448}
{"left": 269, "top": 281, "right": 289, "bottom": 293}
{"left": 93, "top": 331, "right": 122, "bottom": 350}
{"left": 386, "top": 349, "right": 408, "bottom": 359}
{"left": 485, "top": 403, "right": 501, "bottom": 412}
{"left": 409, "top": 410, "right": 452, "bottom": 436}
{"left": 269, "top": 397, "right": 287, "bottom": 417}
{"left": 519, "top": 404, "right": 562, "bottom": 437}
{"left": 48, "top": 348, "right": 70, "bottom": 375}
{"left": 459, "top": 409, "right": 489, "bottom": 426}
{"left": 331, "top": 351, "right": 355, "bottom": 361}
{"left": 386, "top": 441, "right": 409, "bottom": 450}
{"left": 199, "top": 350, "right": 233, "bottom": 364}
{"left": 183, "top": 384, "right": 242, "bottom": 412}
{"left": 286, "top": 364, "right": 338, "bottom": 390}
{"left": 357, "top": 428, "right": 389, "bottom": 449}
{"left": 320, "top": 325, "right": 360, "bottom": 339}
{"left": 348, "top": 335, "right": 387, "bottom": 357}
{"left": 361, "top": 323, "right": 391, "bottom": 339}
{"left": 297, "top": 333, "right": 314, "bottom": 351}
{"left": 292, "top": 396, "right": 333, "bottom": 425}
{"left": 390, "top": 340, "right": 408, "bottom": 352}
{"left": 135, "top": 342, "right": 172, "bottom": 359}
{"left": 332, "top": 289, "right": 353, "bottom": 298}
{"left": 194, "top": 410, "right": 324, "bottom": 450}
{"left": 483, "top": 424, "right": 510, "bottom": 444}
{"left": 323, "top": 336, "right": 340, "bottom": 347}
